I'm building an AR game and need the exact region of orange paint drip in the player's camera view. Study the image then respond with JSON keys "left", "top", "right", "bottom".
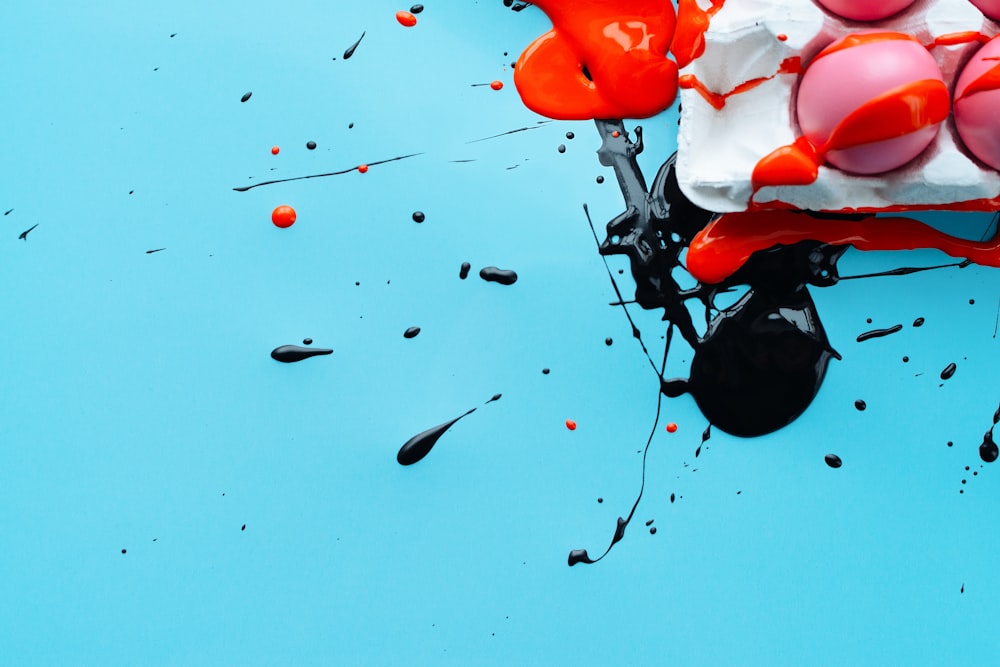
{"left": 679, "top": 58, "right": 799, "bottom": 110}
{"left": 812, "top": 32, "right": 919, "bottom": 62}
{"left": 686, "top": 211, "right": 1000, "bottom": 285}
{"left": 955, "top": 61, "right": 1000, "bottom": 101}
{"left": 513, "top": 0, "right": 680, "bottom": 120}
{"left": 752, "top": 79, "right": 948, "bottom": 190}
{"left": 396, "top": 10, "right": 417, "bottom": 27}
{"left": 819, "top": 79, "right": 949, "bottom": 153}
{"left": 930, "top": 31, "right": 990, "bottom": 47}
{"left": 566, "top": 419, "right": 577, "bottom": 431}
{"left": 671, "top": 0, "right": 726, "bottom": 69}
{"left": 357, "top": 164, "right": 369, "bottom": 173}
{"left": 752, "top": 137, "right": 820, "bottom": 189}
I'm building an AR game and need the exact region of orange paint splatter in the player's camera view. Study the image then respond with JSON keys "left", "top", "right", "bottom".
{"left": 357, "top": 164, "right": 369, "bottom": 173}
{"left": 666, "top": 422, "right": 678, "bottom": 433}
{"left": 271, "top": 205, "right": 297, "bottom": 228}
{"left": 777, "top": 33, "right": 788, "bottom": 41}
{"left": 490, "top": 80, "right": 504, "bottom": 90}
{"left": 271, "top": 146, "right": 280, "bottom": 155}
{"left": 396, "top": 10, "right": 417, "bottom": 27}
{"left": 566, "top": 419, "right": 577, "bottom": 431}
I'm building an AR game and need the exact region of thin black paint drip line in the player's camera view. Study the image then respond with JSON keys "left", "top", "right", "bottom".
{"left": 838, "top": 260, "right": 972, "bottom": 280}
{"left": 583, "top": 203, "right": 663, "bottom": 383}
{"left": 465, "top": 121, "right": 552, "bottom": 144}
{"left": 233, "top": 153, "right": 425, "bottom": 191}
{"left": 980, "top": 211, "right": 999, "bottom": 242}
{"left": 993, "top": 295, "right": 999, "bottom": 339}
{"left": 569, "top": 326, "right": 672, "bottom": 566}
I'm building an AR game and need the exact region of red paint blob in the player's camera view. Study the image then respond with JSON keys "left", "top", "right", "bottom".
{"left": 777, "top": 33, "right": 788, "bottom": 41}
{"left": 490, "top": 80, "right": 504, "bottom": 90}
{"left": 565, "top": 419, "right": 577, "bottom": 431}
{"left": 271, "top": 205, "right": 297, "bottom": 228}
{"left": 666, "top": 422, "right": 678, "bottom": 433}
{"left": 396, "top": 10, "right": 417, "bottom": 27}
{"left": 357, "top": 164, "right": 369, "bottom": 173}
{"left": 271, "top": 146, "right": 280, "bottom": 155}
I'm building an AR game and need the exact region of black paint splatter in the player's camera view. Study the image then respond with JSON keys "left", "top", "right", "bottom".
{"left": 270, "top": 345, "right": 333, "bottom": 363}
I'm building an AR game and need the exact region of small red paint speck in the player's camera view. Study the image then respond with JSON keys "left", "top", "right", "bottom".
{"left": 396, "top": 10, "right": 417, "bottom": 27}
{"left": 565, "top": 419, "right": 577, "bottom": 431}
{"left": 666, "top": 422, "right": 678, "bottom": 433}
{"left": 358, "top": 164, "right": 369, "bottom": 173}
{"left": 612, "top": 131, "right": 620, "bottom": 138}
{"left": 777, "top": 34, "right": 788, "bottom": 41}
{"left": 271, "top": 146, "right": 280, "bottom": 155}
{"left": 271, "top": 205, "right": 297, "bottom": 228}
{"left": 490, "top": 80, "right": 504, "bottom": 90}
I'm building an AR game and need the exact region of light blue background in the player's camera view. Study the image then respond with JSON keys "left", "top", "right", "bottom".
{"left": 2, "top": 2, "right": 999, "bottom": 664}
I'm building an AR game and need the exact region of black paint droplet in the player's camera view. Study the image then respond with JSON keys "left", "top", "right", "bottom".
{"left": 270, "top": 345, "right": 333, "bottom": 363}
{"left": 670, "top": 493, "right": 675, "bottom": 503}
{"left": 542, "top": 368, "right": 550, "bottom": 374}
{"left": 941, "top": 363, "right": 957, "bottom": 380}
{"left": 412, "top": 211, "right": 425, "bottom": 223}
{"left": 397, "top": 409, "right": 476, "bottom": 465}
{"left": 241, "top": 524, "right": 246, "bottom": 531}
{"left": 121, "top": 549, "right": 127, "bottom": 554}
{"left": 343, "top": 31, "right": 365, "bottom": 60}
{"left": 240, "top": 91, "right": 252, "bottom": 103}
{"left": 645, "top": 519, "right": 654, "bottom": 526}
{"left": 459, "top": 262, "right": 471, "bottom": 279}
{"left": 404, "top": 327, "right": 421, "bottom": 339}
{"left": 597, "top": 497, "right": 603, "bottom": 503}
{"left": 557, "top": 144, "right": 566, "bottom": 153}
{"left": 913, "top": 317, "right": 925, "bottom": 327}
{"left": 348, "top": 122, "right": 354, "bottom": 129}
{"left": 856, "top": 324, "right": 903, "bottom": 342}
{"left": 948, "top": 441, "right": 954, "bottom": 447}
{"left": 306, "top": 141, "right": 317, "bottom": 150}
{"left": 980, "top": 432, "right": 998, "bottom": 463}
{"left": 902, "top": 356, "right": 909, "bottom": 363}
{"left": 479, "top": 267, "right": 518, "bottom": 285}
{"left": 961, "top": 583, "right": 965, "bottom": 594}
{"left": 596, "top": 175, "right": 604, "bottom": 184}
{"left": 649, "top": 527, "right": 657, "bottom": 535}
{"left": 486, "top": 393, "right": 502, "bottom": 404}
{"left": 970, "top": 299, "right": 976, "bottom": 305}
{"left": 410, "top": 3, "right": 424, "bottom": 13}
{"left": 566, "top": 131, "right": 575, "bottom": 139}
{"left": 605, "top": 337, "right": 613, "bottom": 346}
{"left": 302, "top": 338, "right": 313, "bottom": 345}
{"left": 825, "top": 453, "right": 843, "bottom": 468}
{"left": 855, "top": 399, "right": 867, "bottom": 411}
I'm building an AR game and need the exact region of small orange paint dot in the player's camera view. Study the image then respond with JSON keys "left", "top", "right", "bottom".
{"left": 396, "top": 10, "right": 417, "bottom": 27}
{"left": 565, "top": 419, "right": 577, "bottom": 431}
{"left": 271, "top": 146, "right": 280, "bottom": 155}
{"left": 271, "top": 205, "right": 296, "bottom": 228}
{"left": 666, "top": 422, "right": 678, "bottom": 433}
{"left": 490, "top": 80, "right": 504, "bottom": 90}
{"left": 612, "top": 131, "right": 620, "bottom": 138}
{"left": 357, "top": 164, "right": 369, "bottom": 173}
{"left": 777, "top": 33, "right": 788, "bottom": 41}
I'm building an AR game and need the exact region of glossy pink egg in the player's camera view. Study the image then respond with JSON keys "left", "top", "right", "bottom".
{"left": 812, "top": 0, "right": 917, "bottom": 21}
{"left": 795, "top": 32, "right": 947, "bottom": 175}
{"left": 969, "top": 0, "right": 1000, "bottom": 21}
{"left": 954, "top": 36, "right": 1000, "bottom": 170}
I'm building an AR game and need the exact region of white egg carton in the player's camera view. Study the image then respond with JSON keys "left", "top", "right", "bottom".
{"left": 676, "top": 0, "right": 1000, "bottom": 212}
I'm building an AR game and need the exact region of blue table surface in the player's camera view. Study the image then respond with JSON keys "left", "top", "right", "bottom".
{"left": 2, "top": 2, "right": 999, "bottom": 664}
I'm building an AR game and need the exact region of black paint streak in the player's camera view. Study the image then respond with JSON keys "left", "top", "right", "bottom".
{"left": 839, "top": 260, "right": 971, "bottom": 280}
{"left": 146, "top": 248, "right": 166, "bottom": 254}
{"left": 240, "top": 91, "right": 252, "bottom": 103}
{"left": 18, "top": 223, "right": 38, "bottom": 240}
{"left": 343, "top": 31, "right": 365, "bottom": 60}
{"left": 459, "top": 262, "right": 471, "bottom": 280}
{"left": 3, "top": 209, "right": 12, "bottom": 215}
{"left": 857, "top": 324, "right": 903, "bottom": 342}
{"left": 397, "top": 409, "right": 476, "bottom": 466}
{"left": 941, "top": 362, "right": 957, "bottom": 380}
{"left": 480, "top": 267, "right": 518, "bottom": 285}
{"left": 465, "top": 123, "right": 549, "bottom": 144}
{"left": 270, "top": 345, "right": 333, "bottom": 363}
{"left": 404, "top": 327, "right": 421, "bottom": 339}
{"left": 233, "top": 153, "right": 423, "bottom": 191}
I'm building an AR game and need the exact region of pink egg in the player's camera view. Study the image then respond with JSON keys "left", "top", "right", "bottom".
{"left": 954, "top": 36, "right": 1000, "bottom": 170}
{"left": 970, "top": 0, "right": 1000, "bottom": 21}
{"left": 795, "top": 32, "right": 948, "bottom": 175}
{"left": 812, "top": 0, "right": 917, "bottom": 21}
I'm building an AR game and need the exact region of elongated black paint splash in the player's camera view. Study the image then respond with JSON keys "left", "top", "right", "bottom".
{"left": 270, "top": 345, "right": 333, "bottom": 363}
{"left": 480, "top": 267, "right": 518, "bottom": 285}
{"left": 397, "top": 409, "right": 476, "bottom": 466}
{"left": 233, "top": 153, "right": 423, "bottom": 192}
{"left": 343, "top": 31, "right": 365, "bottom": 60}
{"left": 857, "top": 324, "right": 903, "bottom": 342}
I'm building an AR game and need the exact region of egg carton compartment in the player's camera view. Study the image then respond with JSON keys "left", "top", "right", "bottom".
{"left": 676, "top": 0, "right": 1000, "bottom": 213}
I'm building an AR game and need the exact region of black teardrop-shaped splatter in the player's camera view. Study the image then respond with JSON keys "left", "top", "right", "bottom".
{"left": 240, "top": 91, "right": 252, "bottom": 103}
{"left": 404, "top": 327, "right": 421, "bottom": 339}
{"left": 271, "top": 345, "right": 333, "bottom": 362}
{"left": 397, "top": 409, "right": 476, "bottom": 466}
{"left": 980, "top": 432, "right": 998, "bottom": 463}
{"left": 825, "top": 453, "right": 843, "bottom": 468}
